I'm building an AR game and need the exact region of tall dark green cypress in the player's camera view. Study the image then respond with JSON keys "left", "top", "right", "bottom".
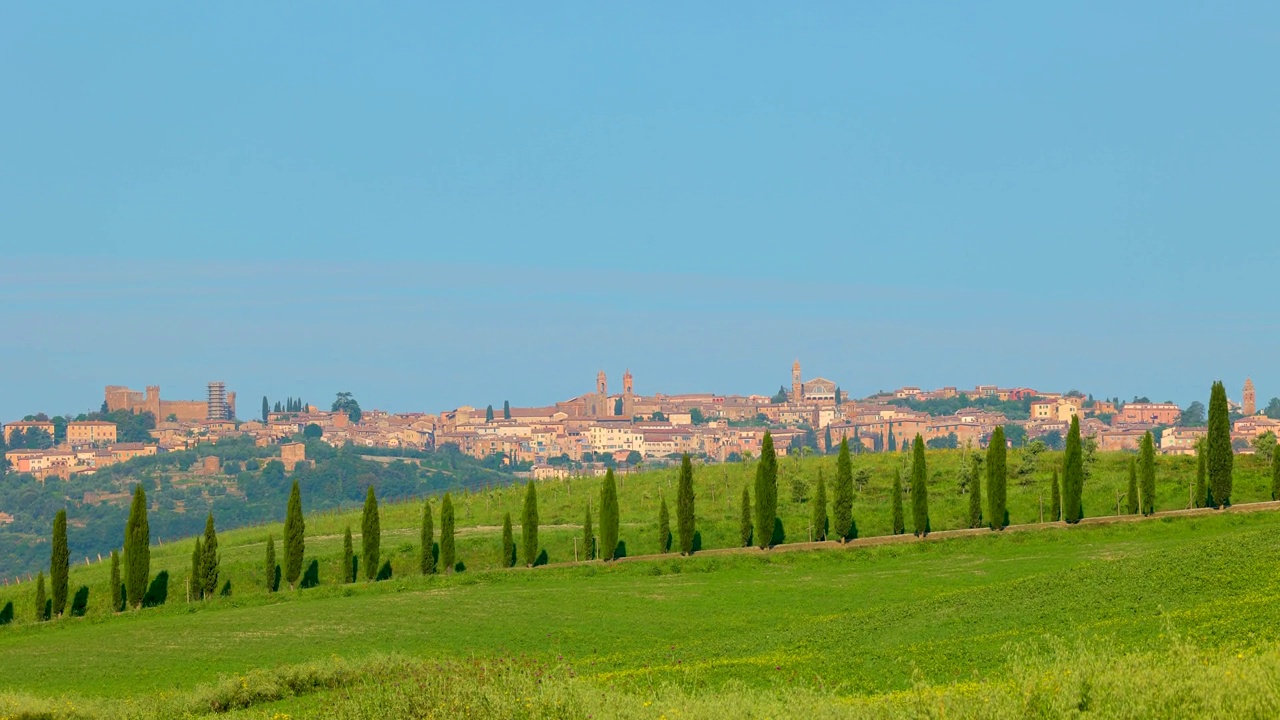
{"left": 262, "top": 396, "right": 269, "bottom": 423}
{"left": 124, "top": 485, "right": 150, "bottom": 608}
{"left": 501, "top": 512, "right": 516, "bottom": 567}
{"left": 833, "top": 439, "right": 854, "bottom": 542}
{"left": 599, "top": 470, "right": 620, "bottom": 561}
{"left": 891, "top": 470, "right": 905, "bottom": 535}
{"left": 362, "top": 486, "right": 380, "bottom": 580}
{"left": 739, "top": 485, "right": 753, "bottom": 547}
{"left": 967, "top": 453, "right": 983, "bottom": 529}
{"left": 342, "top": 527, "right": 354, "bottom": 583}
{"left": 1139, "top": 431, "right": 1156, "bottom": 515}
{"left": 1206, "top": 381, "right": 1233, "bottom": 508}
{"left": 440, "top": 493, "right": 456, "bottom": 572}
{"left": 521, "top": 481, "right": 539, "bottom": 567}
{"left": 657, "top": 498, "right": 672, "bottom": 553}
{"left": 420, "top": 500, "right": 435, "bottom": 574}
{"left": 265, "top": 534, "right": 277, "bottom": 592}
{"left": 1063, "top": 416, "right": 1084, "bottom": 524}
{"left": 284, "top": 480, "right": 305, "bottom": 589}
{"left": 201, "top": 514, "right": 219, "bottom": 598}
{"left": 50, "top": 509, "right": 68, "bottom": 617}
{"left": 754, "top": 431, "right": 778, "bottom": 549}
{"left": 986, "top": 427, "right": 1007, "bottom": 530}
{"left": 34, "top": 572, "right": 47, "bottom": 622}
{"left": 1050, "top": 469, "right": 1061, "bottom": 521}
{"left": 910, "top": 435, "right": 929, "bottom": 537}
{"left": 190, "top": 538, "right": 203, "bottom": 600}
{"left": 582, "top": 505, "right": 595, "bottom": 561}
{"left": 811, "top": 470, "right": 828, "bottom": 541}
{"left": 1195, "top": 444, "right": 1207, "bottom": 509}
{"left": 1126, "top": 459, "right": 1139, "bottom": 515}
{"left": 676, "top": 454, "right": 696, "bottom": 555}
{"left": 109, "top": 550, "right": 122, "bottom": 612}
{"left": 1272, "top": 449, "right": 1280, "bottom": 502}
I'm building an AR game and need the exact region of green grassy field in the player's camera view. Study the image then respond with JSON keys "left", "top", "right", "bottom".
{"left": 1, "top": 450, "right": 1278, "bottom": 718}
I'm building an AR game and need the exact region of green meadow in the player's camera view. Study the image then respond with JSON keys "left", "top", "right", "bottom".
{"left": 1, "top": 448, "right": 1278, "bottom": 718}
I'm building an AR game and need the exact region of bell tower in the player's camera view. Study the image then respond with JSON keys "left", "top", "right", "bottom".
{"left": 596, "top": 370, "right": 609, "bottom": 416}
{"left": 622, "top": 369, "right": 635, "bottom": 417}
{"left": 1244, "top": 378, "right": 1256, "bottom": 416}
{"left": 791, "top": 360, "right": 802, "bottom": 402}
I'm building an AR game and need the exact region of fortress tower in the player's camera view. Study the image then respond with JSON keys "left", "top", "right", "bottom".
{"left": 792, "top": 360, "right": 803, "bottom": 402}
{"left": 1244, "top": 378, "right": 1256, "bottom": 416}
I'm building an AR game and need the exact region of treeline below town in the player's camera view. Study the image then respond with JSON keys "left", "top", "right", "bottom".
{"left": 0, "top": 439, "right": 516, "bottom": 580}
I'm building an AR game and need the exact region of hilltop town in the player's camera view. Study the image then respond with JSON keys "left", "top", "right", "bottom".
{"left": 4, "top": 364, "right": 1278, "bottom": 484}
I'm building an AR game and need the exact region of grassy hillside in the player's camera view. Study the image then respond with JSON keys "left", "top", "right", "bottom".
{"left": 0, "top": 449, "right": 1277, "bottom": 718}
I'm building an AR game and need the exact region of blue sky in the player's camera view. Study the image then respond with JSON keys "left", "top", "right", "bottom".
{"left": 2, "top": 2, "right": 1277, "bottom": 419}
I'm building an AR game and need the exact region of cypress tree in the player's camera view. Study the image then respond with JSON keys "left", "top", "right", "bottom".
{"left": 521, "top": 481, "right": 539, "bottom": 567}
{"left": 265, "top": 534, "right": 277, "bottom": 592}
{"left": 1195, "top": 444, "right": 1207, "bottom": 509}
{"left": 420, "top": 500, "right": 435, "bottom": 574}
{"left": 599, "top": 470, "right": 620, "bottom": 561}
{"left": 34, "top": 572, "right": 47, "bottom": 622}
{"left": 812, "top": 470, "right": 828, "bottom": 541}
{"left": 966, "top": 452, "right": 983, "bottom": 528}
{"left": 1063, "top": 416, "right": 1084, "bottom": 524}
{"left": 342, "top": 527, "right": 354, "bottom": 583}
{"left": 582, "top": 505, "right": 595, "bottom": 561}
{"left": 1138, "top": 431, "right": 1156, "bottom": 515}
{"left": 262, "top": 396, "right": 269, "bottom": 423}
{"left": 1272, "top": 449, "right": 1280, "bottom": 502}
{"left": 910, "top": 435, "right": 929, "bottom": 537}
{"left": 485, "top": 404, "right": 494, "bottom": 422}
{"left": 201, "top": 514, "right": 219, "bottom": 598}
{"left": 503, "top": 400, "right": 511, "bottom": 420}
{"left": 362, "top": 486, "right": 380, "bottom": 580}
{"left": 1206, "top": 381, "right": 1233, "bottom": 508}
{"left": 50, "top": 509, "right": 69, "bottom": 617}
{"left": 891, "top": 470, "right": 905, "bottom": 535}
{"left": 676, "top": 454, "right": 696, "bottom": 555}
{"left": 440, "top": 493, "right": 456, "bottom": 572}
{"left": 284, "top": 480, "right": 305, "bottom": 589}
{"left": 986, "top": 427, "right": 1007, "bottom": 530}
{"left": 657, "top": 498, "right": 672, "bottom": 553}
{"left": 739, "top": 485, "right": 753, "bottom": 547}
{"left": 754, "top": 431, "right": 778, "bottom": 549}
{"left": 124, "top": 485, "right": 150, "bottom": 608}
{"left": 109, "top": 550, "right": 122, "bottom": 612}
{"left": 1050, "top": 469, "right": 1061, "bottom": 521}
{"left": 501, "top": 512, "right": 516, "bottom": 567}
{"left": 191, "top": 538, "right": 203, "bottom": 600}
{"left": 833, "top": 439, "right": 854, "bottom": 542}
